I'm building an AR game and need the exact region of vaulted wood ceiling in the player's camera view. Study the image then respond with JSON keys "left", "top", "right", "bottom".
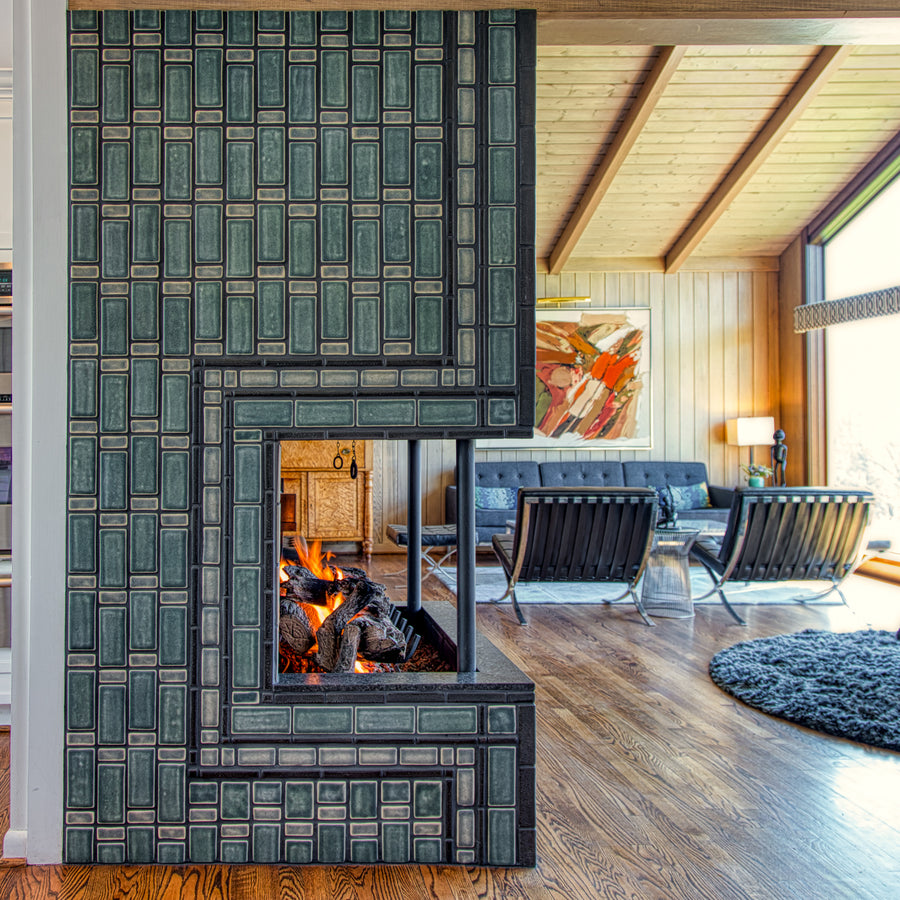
{"left": 536, "top": 42, "right": 900, "bottom": 273}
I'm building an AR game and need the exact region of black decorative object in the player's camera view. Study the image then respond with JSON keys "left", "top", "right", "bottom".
{"left": 771, "top": 429, "right": 787, "bottom": 486}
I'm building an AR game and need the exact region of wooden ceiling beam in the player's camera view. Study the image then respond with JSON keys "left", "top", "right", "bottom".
{"left": 547, "top": 45, "right": 686, "bottom": 276}
{"left": 664, "top": 44, "right": 852, "bottom": 275}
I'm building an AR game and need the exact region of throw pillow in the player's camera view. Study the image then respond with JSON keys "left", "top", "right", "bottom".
{"left": 474, "top": 486, "right": 518, "bottom": 510}
{"left": 667, "top": 481, "right": 712, "bottom": 511}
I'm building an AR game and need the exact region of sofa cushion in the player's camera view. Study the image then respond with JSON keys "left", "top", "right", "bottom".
{"left": 538, "top": 461, "right": 625, "bottom": 487}
{"left": 623, "top": 460, "right": 710, "bottom": 489}
{"left": 668, "top": 481, "right": 712, "bottom": 511}
{"left": 475, "top": 486, "right": 518, "bottom": 510}
{"left": 475, "top": 460, "right": 541, "bottom": 490}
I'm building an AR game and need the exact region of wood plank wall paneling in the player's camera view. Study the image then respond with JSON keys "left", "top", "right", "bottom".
{"left": 371, "top": 267, "right": 780, "bottom": 552}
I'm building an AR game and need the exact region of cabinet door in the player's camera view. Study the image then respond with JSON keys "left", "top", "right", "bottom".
{"left": 306, "top": 472, "right": 363, "bottom": 541}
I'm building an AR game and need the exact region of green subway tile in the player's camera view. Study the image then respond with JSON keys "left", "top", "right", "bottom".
{"left": 196, "top": 127, "right": 223, "bottom": 185}
{"left": 321, "top": 205, "right": 348, "bottom": 263}
{"left": 489, "top": 26, "right": 516, "bottom": 84}
{"left": 384, "top": 282, "right": 410, "bottom": 339}
{"left": 489, "top": 86, "right": 516, "bottom": 143}
{"left": 489, "top": 208, "right": 516, "bottom": 265}
{"left": 100, "top": 373, "right": 128, "bottom": 433}
{"left": 322, "top": 11, "right": 347, "bottom": 31}
{"left": 383, "top": 51, "right": 410, "bottom": 109}
{"left": 414, "top": 780, "right": 442, "bottom": 818}
{"left": 488, "top": 809, "right": 516, "bottom": 865}
{"left": 65, "top": 828, "right": 94, "bottom": 864}
{"left": 285, "top": 782, "right": 313, "bottom": 819}
{"left": 415, "top": 295, "right": 442, "bottom": 355}
{"left": 418, "top": 705, "right": 477, "bottom": 734}
{"left": 489, "top": 398, "right": 516, "bottom": 425}
{"left": 226, "top": 295, "right": 254, "bottom": 354}
{"left": 161, "top": 451, "right": 189, "bottom": 509}
{"left": 69, "top": 10, "right": 97, "bottom": 30}
{"left": 233, "top": 400, "right": 293, "bottom": 426}
{"left": 352, "top": 9, "right": 379, "bottom": 43}
{"left": 98, "top": 684, "right": 126, "bottom": 745}
{"left": 382, "top": 823, "right": 409, "bottom": 863}
{"left": 133, "top": 126, "right": 161, "bottom": 185}
{"left": 99, "top": 451, "right": 127, "bottom": 510}
{"left": 164, "top": 10, "right": 192, "bottom": 45}
{"left": 134, "top": 10, "right": 160, "bottom": 30}
{"left": 352, "top": 296, "right": 380, "bottom": 354}
{"left": 232, "top": 568, "right": 259, "bottom": 626}
{"left": 132, "top": 282, "right": 160, "bottom": 340}
{"left": 488, "top": 746, "right": 517, "bottom": 806}
{"left": 129, "top": 592, "right": 157, "bottom": 651}
{"left": 293, "top": 706, "right": 353, "bottom": 734}
{"left": 130, "top": 514, "right": 158, "bottom": 574}
{"left": 102, "top": 66, "right": 129, "bottom": 123}
{"left": 132, "top": 204, "right": 160, "bottom": 264}
{"left": 222, "top": 782, "right": 250, "bottom": 820}
{"left": 67, "top": 670, "right": 95, "bottom": 730}
{"left": 383, "top": 127, "right": 410, "bottom": 185}
{"left": 100, "top": 296, "right": 128, "bottom": 356}
{"left": 157, "top": 764, "right": 185, "bottom": 824}
{"left": 70, "top": 49, "right": 99, "bottom": 107}
{"left": 128, "top": 670, "right": 157, "bottom": 730}
{"left": 419, "top": 399, "right": 477, "bottom": 427}
{"left": 190, "top": 826, "right": 217, "bottom": 863}
{"left": 414, "top": 220, "right": 442, "bottom": 279}
{"left": 190, "top": 782, "right": 218, "bottom": 805}
{"left": 489, "top": 328, "right": 516, "bottom": 385}
{"left": 321, "top": 127, "right": 348, "bottom": 185}
{"left": 227, "top": 66, "right": 254, "bottom": 123}
{"left": 321, "top": 51, "right": 348, "bottom": 108}
{"left": 234, "top": 444, "right": 262, "bottom": 503}
{"left": 164, "top": 142, "right": 192, "bottom": 200}
{"left": 99, "top": 606, "right": 126, "bottom": 667}
{"left": 131, "top": 358, "right": 159, "bottom": 418}
{"left": 258, "top": 206, "right": 285, "bottom": 262}
{"left": 159, "top": 607, "right": 187, "bottom": 666}
{"left": 127, "top": 828, "right": 155, "bottom": 865}
{"left": 218, "top": 842, "right": 245, "bottom": 863}
{"left": 289, "top": 296, "right": 316, "bottom": 354}
{"left": 415, "top": 66, "right": 442, "bottom": 123}
{"left": 128, "top": 748, "right": 156, "bottom": 808}
{"left": 232, "top": 707, "right": 291, "bottom": 734}
{"left": 99, "top": 530, "right": 126, "bottom": 589}
{"left": 258, "top": 11, "right": 284, "bottom": 31}
{"left": 351, "top": 143, "right": 378, "bottom": 201}
{"left": 233, "top": 507, "right": 260, "bottom": 564}
{"left": 159, "top": 528, "right": 188, "bottom": 588}
{"left": 164, "top": 65, "right": 191, "bottom": 123}
{"left": 290, "top": 11, "right": 316, "bottom": 45}
{"left": 322, "top": 282, "right": 349, "bottom": 338}
{"left": 70, "top": 359, "right": 98, "bottom": 418}
{"left": 490, "top": 9, "right": 517, "bottom": 22}
{"left": 196, "top": 10, "right": 223, "bottom": 31}
{"left": 195, "top": 48, "right": 223, "bottom": 107}
{"left": 68, "top": 514, "right": 97, "bottom": 574}
{"left": 458, "top": 248, "right": 475, "bottom": 285}
{"left": 97, "top": 764, "right": 125, "bottom": 824}
{"left": 385, "top": 11, "right": 411, "bottom": 30}
{"left": 226, "top": 142, "right": 254, "bottom": 200}
{"left": 226, "top": 220, "right": 254, "bottom": 278}
{"left": 383, "top": 206, "right": 410, "bottom": 263}
{"left": 67, "top": 749, "right": 94, "bottom": 808}
{"left": 232, "top": 629, "right": 260, "bottom": 688}
{"left": 258, "top": 282, "right": 285, "bottom": 339}
{"left": 226, "top": 10, "right": 255, "bottom": 45}
{"left": 161, "top": 373, "right": 189, "bottom": 432}
{"left": 356, "top": 707, "right": 415, "bottom": 734}
{"left": 289, "top": 142, "right": 315, "bottom": 200}
{"left": 414, "top": 839, "right": 442, "bottom": 864}
{"left": 458, "top": 86, "right": 475, "bottom": 125}
{"left": 489, "top": 267, "right": 516, "bottom": 324}
{"left": 133, "top": 49, "right": 160, "bottom": 108}
{"left": 258, "top": 49, "right": 285, "bottom": 107}
{"left": 458, "top": 208, "right": 475, "bottom": 245}
{"left": 318, "top": 782, "right": 345, "bottom": 804}
{"left": 164, "top": 220, "right": 191, "bottom": 278}
{"left": 72, "top": 205, "right": 99, "bottom": 262}
{"left": 351, "top": 221, "right": 379, "bottom": 279}
{"left": 382, "top": 780, "right": 409, "bottom": 803}
{"left": 414, "top": 143, "right": 442, "bottom": 201}
{"left": 416, "top": 10, "right": 443, "bottom": 44}
{"left": 489, "top": 147, "right": 516, "bottom": 204}
{"left": 289, "top": 220, "right": 316, "bottom": 277}
{"left": 68, "top": 591, "right": 96, "bottom": 651}
{"left": 70, "top": 282, "right": 98, "bottom": 341}
{"left": 195, "top": 282, "right": 222, "bottom": 340}
{"left": 131, "top": 436, "right": 158, "bottom": 495}
{"left": 258, "top": 126, "right": 285, "bottom": 185}
{"left": 357, "top": 399, "right": 415, "bottom": 427}
{"left": 351, "top": 840, "right": 378, "bottom": 864}
{"left": 101, "top": 143, "right": 129, "bottom": 201}
{"left": 101, "top": 220, "right": 129, "bottom": 278}
{"left": 253, "top": 826, "right": 280, "bottom": 864}
{"left": 489, "top": 705, "right": 517, "bottom": 734}
{"left": 288, "top": 66, "right": 316, "bottom": 123}
{"left": 159, "top": 685, "right": 187, "bottom": 744}
{"left": 195, "top": 205, "right": 223, "bottom": 264}
{"left": 352, "top": 66, "right": 379, "bottom": 123}
{"left": 318, "top": 825, "right": 346, "bottom": 864}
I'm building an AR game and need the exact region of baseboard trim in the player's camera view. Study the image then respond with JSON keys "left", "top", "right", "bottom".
{"left": 2, "top": 830, "right": 27, "bottom": 861}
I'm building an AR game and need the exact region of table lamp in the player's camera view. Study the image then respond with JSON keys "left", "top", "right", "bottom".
{"left": 725, "top": 416, "right": 775, "bottom": 484}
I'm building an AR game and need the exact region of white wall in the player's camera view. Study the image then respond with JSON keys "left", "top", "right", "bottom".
{"left": 0, "top": 0, "right": 10, "bottom": 262}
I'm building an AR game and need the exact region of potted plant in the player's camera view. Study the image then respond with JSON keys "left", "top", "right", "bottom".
{"left": 741, "top": 463, "right": 773, "bottom": 488}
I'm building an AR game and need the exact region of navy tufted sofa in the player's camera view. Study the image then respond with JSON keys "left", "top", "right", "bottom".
{"left": 446, "top": 459, "right": 732, "bottom": 543}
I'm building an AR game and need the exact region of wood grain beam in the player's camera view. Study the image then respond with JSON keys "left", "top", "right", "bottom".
{"left": 537, "top": 255, "right": 780, "bottom": 274}
{"left": 547, "top": 45, "right": 686, "bottom": 276}
{"left": 664, "top": 44, "right": 851, "bottom": 275}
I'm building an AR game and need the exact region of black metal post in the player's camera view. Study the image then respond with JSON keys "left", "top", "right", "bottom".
{"left": 406, "top": 439, "right": 422, "bottom": 614}
{"left": 456, "top": 438, "right": 476, "bottom": 673}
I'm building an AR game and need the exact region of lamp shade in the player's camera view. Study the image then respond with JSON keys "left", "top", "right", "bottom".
{"left": 725, "top": 416, "right": 775, "bottom": 447}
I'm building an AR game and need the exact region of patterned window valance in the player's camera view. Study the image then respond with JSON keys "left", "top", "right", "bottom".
{"left": 793, "top": 284, "right": 900, "bottom": 333}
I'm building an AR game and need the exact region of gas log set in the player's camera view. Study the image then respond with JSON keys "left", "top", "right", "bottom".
{"left": 279, "top": 539, "right": 421, "bottom": 674}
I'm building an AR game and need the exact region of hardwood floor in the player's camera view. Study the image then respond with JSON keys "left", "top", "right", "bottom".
{"left": 3, "top": 557, "right": 900, "bottom": 899}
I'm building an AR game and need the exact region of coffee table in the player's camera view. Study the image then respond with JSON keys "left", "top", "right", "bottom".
{"left": 641, "top": 527, "right": 700, "bottom": 618}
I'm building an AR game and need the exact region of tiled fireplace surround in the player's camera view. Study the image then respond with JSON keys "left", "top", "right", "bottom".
{"left": 64, "top": 10, "right": 536, "bottom": 865}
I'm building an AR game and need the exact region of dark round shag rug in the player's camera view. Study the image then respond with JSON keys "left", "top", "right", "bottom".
{"left": 709, "top": 629, "right": 900, "bottom": 752}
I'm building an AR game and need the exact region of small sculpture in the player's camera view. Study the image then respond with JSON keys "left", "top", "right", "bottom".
{"left": 771, "top": 429, "right": 788, "bottom": 487}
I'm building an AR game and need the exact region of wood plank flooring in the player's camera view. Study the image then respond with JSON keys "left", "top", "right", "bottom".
{"left": 3, "top": 557, "right": 900, "bottom": 899}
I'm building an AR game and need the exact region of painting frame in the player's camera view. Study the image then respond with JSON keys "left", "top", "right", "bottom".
{"left": 479, "top": 306, "right": 652, "bottom": 450}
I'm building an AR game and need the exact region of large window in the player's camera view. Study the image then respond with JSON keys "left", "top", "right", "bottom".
{"left": 824, "top": 175, "right": 900, "bottom": 546}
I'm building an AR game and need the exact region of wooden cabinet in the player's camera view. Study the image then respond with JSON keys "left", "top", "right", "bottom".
{"left": 280, "top": 440, "right": 374, "bottom": 560}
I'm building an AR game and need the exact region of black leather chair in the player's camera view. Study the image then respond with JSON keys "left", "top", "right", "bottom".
{"left": 690, "top": 487, "right": 873, "bottom": 624}
{"left": 491, "top": 487, "right": 658, "bottom": 626}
